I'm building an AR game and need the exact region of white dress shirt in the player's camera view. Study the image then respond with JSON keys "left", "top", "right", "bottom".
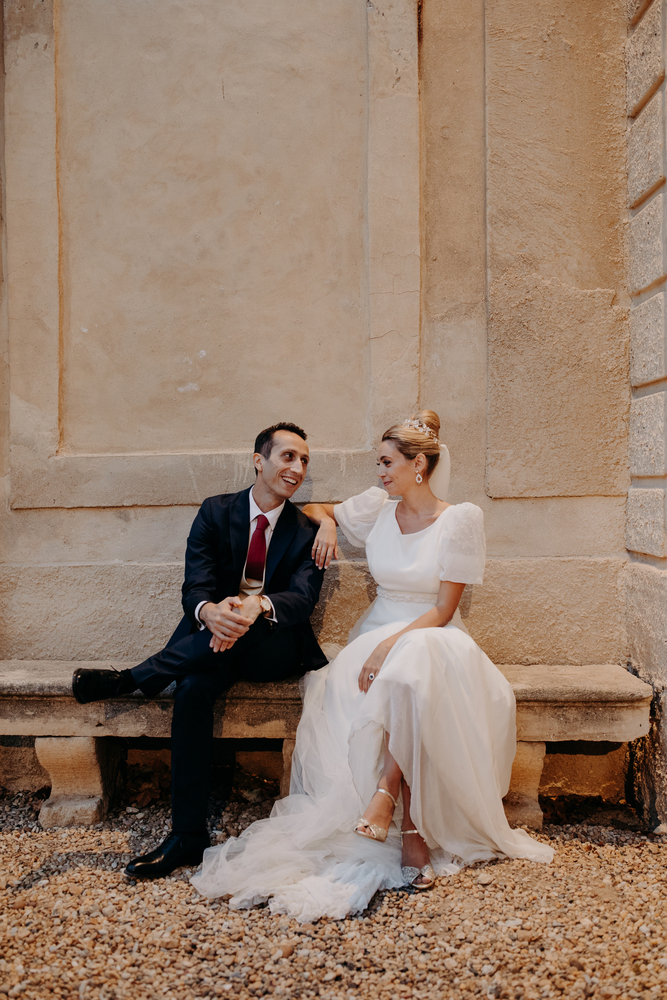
{"left": 194, "top": 487, "right": 285, "bottom": 629}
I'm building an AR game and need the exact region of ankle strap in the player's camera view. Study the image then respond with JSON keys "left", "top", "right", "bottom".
{"left": 375, "top": 786, "right": 397, "bottom": 809}
{"left": 400, "top": 828, "right": 420, "bottom": 840}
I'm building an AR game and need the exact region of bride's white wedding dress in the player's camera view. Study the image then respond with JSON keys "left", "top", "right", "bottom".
{"left": 191, "top": 488, "right": 553, "bottom": 922}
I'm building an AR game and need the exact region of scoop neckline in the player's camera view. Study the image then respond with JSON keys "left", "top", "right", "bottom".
{"left": 392, "top": 502, "right": 454, "bottom": 537}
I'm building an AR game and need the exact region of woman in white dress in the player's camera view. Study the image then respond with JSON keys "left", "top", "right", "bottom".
{"left": 191, "top": 411, "right": 552, "bottom": 922}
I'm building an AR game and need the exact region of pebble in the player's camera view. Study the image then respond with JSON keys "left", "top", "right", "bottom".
{"left": 1, "top": 787, "right": 667, "bottom": 998}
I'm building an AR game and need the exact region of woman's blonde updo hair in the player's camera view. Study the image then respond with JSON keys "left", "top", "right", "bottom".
{"left": 381, "top": 409, "right": 441, "bottom": 478}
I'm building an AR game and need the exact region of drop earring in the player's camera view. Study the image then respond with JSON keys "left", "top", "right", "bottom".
{"left": 415, "top": 472, "right": 423, "bottom": 484}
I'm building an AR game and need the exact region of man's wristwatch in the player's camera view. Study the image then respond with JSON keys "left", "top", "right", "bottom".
{"left": 258, "top": 595, "right": 272, "bottom": 617}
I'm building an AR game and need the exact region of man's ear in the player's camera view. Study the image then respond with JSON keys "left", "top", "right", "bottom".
{"left": 252, "top": 452, "right": 263, "bottom": 476}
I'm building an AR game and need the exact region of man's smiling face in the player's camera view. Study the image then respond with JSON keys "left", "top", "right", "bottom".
{"left": 253, "top": 430, "right": 310, "bottom": 504}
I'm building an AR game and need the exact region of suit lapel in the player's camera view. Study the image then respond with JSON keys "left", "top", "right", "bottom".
{"left": 265, "top": 501, "right": 299, "bottom": 587}
{"left": 229, "top": 488, "right": 252, "bottom": 583}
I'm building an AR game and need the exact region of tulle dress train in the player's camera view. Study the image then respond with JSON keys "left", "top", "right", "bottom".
{"left": 190, "top": 489, "right": 552, "bottom": 922}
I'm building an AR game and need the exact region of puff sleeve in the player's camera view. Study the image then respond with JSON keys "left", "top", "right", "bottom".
{"left": 438, "top": 503, "right": 486, "bottom": 584}
{"left": 334, "top": 487, "right": 389, "bottom": 549}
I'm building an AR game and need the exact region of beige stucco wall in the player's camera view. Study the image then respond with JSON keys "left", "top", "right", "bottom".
{"left": 0, "top": 0, "right": 631, "bottom": 696}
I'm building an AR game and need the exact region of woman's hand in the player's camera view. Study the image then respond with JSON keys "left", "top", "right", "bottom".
{"left": 358, "top": 641, "right": 391, "bottom": 693}
{"left": 311, "top": 516, "right": 339, "bottom": 570}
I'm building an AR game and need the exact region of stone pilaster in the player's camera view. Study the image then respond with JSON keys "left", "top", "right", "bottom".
{"left": 626, "top": 0, "right": 667, "bottom": 824}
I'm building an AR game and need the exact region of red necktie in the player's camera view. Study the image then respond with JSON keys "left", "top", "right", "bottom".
{"left": 245, "top": 514, "right": 270, "bottom": 582}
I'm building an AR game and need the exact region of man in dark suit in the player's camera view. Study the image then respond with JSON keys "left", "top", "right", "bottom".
{"left": 72, "top": 422, "right": 327, "bottom": 877}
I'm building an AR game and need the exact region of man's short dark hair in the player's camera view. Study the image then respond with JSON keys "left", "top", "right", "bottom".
{"left": 254, "top": 422, "right": 308, "bottom": 460}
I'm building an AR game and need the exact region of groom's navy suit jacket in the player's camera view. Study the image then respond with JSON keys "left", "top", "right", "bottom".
{"left": 170, "top": 487, "right": 328, "bottom": 671}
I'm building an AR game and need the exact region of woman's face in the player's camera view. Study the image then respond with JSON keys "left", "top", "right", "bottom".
{"left": 377, "top": 439, "right": 420, "bottom": 495}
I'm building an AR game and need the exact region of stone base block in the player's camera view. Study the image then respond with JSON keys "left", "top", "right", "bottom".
{"left": 503, "top": 741, "right": 546, "bottom": 830}
{"left": 540, "top": 743, "right": 627, "bottom": 801}
{"left": 281, "top": 738, "right": 296, "bottom": 798}
{"left": 35, "top": 736, "right": 122, "bottom": 828}
{"left": 236, "top": 750, "right": 283, "bottom": 782}
{"left": 39, "top": 794, "right": 106, "bottom": 828}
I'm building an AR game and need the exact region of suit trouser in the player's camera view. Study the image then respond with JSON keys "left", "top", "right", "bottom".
{"left": 131, "top": 621, "right": 301, "bottom": 833}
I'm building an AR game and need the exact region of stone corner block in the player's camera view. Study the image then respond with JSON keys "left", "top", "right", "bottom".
{"left": 630, "top": 292, "right": 666, "bottom": 385}
{"left": 628, "top": 90, "right": 665, "bottom": 207}
{"left": 503, "top": 741, "right": 545, "bottom": 831}
{"left": 35, "top": 735, "right": 122, "bottom": 828}
{"left": 629, "top": 194, "right": 665, "bottom": 294}
{"left": 629, "top": 391, "right": 667, "bottom": 476}
{"left": 626, "top": 487, "right": 667, "bottom": 556}
{"left": 627, "top": 0, "right": 664, "bottom": 116}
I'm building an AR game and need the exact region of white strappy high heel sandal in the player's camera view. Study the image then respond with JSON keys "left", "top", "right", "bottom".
{"left": 401, "top": 829, "right": 436, "bottom": 890}
{"left": 354, "top": 786, "right": 397, "bottom": 843}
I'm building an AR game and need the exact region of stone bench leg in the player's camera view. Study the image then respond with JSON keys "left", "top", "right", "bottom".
{"left": 35, "top": 736, "right": 122, "bottom": 828}
{"left": 503, "top": 741, "right": 546, "bottom": 831}
{"left": 280, "top": 738, "right": 296, "bottom": 798}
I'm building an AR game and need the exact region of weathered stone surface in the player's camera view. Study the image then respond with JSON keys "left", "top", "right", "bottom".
{"left": 467, "top": 558, "right": 627, "bottom": 666}
{"left": 628, "top": 89, "right": 665, "bottom": 207}
{"left": 235, "top": 750, "right": 283, "bottom": 783}
{"left": 540, "top": 744, "right": 627, "bottom": 802}
{"left": 626, "top": 0, "right": 664, "bottom": 115}
{"left": 10, "top": 450, "right": 386, "bottom": 511}
{"left": 486, "top": 497, "right": 627, "bottom": 558}
{"left": 626, "top": 487, "right": 667, "bottom": 556}
{"left": 625, "top": 562, "right": 667, "bottom": 823}
{"left": 2, "top": 557, "right": 627, "bottom": 669}
{"left": 500, "top": 663, "right": 651, "bottom": 705}
{"left": 420, "top": 0, "right": 487, "bottom": 509}
{"left": 0, "top": 563, "right": 182, "bottom": 660}
{"left": 2, "top": 659, "right": 652, "bottom": 818}
{"left": 312, "top": 560, "right": 374, "bottom": 648}
{"left": 35, "top": 736, "right": 122, "bottom": 828}
{"left": 39, "top": 794, "right": 106, "bottom": 828}
{"left": 0, "top": 666, "right": 304, "bottom": 741}
{"left": 630, "top": 692, "right": 667, "bottom": 826}
{"left": 486, "top": 0, "right": 626, "bottom": 291}
{"left": 503, "top": 741, "right": 546, "bottom": 831}
{"left": 499, "top": 664, "right": 652, "bottom": 742}
{"left": 630, "top": 291, "right": 665, "bottom": 385}
{"left": 629, "top": 193, "right": 665, "bottom": 293}
{"left": 487, "top": 273, "right": 628, "bottom": 498}
{"left": 6, "top": 0, "right": 421, "bottom": 510}
{"left": 280, "top": 738, "right": 296, "bottom": 798}
{"left": 629, "top": 391, "right": 667, "bottom": 476}
{"left": 627, "top": 0, "right": 653, "bottom": 26}
{"left": 625, "top": 561, "right": 667, "bottom": 688}
{"left": 0, "top": 743, "right": 49, "bottom": 792}
{"left": 2, "top": 660, "right": 651, "bottom": 743}
{"left": 0, "top": 561, "right": 369, "bottom": 660}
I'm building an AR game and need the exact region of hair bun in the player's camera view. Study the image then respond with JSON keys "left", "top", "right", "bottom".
{"left": 411, "top": 409, "right": 440, "bottom": 438}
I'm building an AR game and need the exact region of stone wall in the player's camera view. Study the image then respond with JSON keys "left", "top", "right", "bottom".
{"left": 0, "top": 0, "right": 632, "bottom": 793}
{"left": 625, "top": 0, "right": 667, "bottom": 824}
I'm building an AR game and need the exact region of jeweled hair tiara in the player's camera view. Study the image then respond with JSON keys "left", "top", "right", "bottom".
{"left": 402, "top": 418, "right": 439, "bottom": 443}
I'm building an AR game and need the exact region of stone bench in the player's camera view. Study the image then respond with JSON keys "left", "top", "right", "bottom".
{"left": 0, "top": 659, "right": 653, "bottom": 830}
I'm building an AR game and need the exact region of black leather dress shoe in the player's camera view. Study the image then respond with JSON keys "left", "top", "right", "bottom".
{"left": 125, "top": 833, "right": 210, "bottom": 879}
{"left": 72, "top": 667, "right": 135, "bottom": 704}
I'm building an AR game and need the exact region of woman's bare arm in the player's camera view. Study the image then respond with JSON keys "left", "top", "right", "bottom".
{"left": 302, "top": 503, "right": 339, "bottom": 569}
{"left": 358, "top": 580, "right": 466, "bottom": 691}
{"left": 302, "top": 503, "right": 338, "bottom": 525}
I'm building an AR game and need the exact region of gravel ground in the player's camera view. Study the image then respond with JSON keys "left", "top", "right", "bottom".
{"left": 1, "top": 777, "right": 667, "bottom": 1000}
